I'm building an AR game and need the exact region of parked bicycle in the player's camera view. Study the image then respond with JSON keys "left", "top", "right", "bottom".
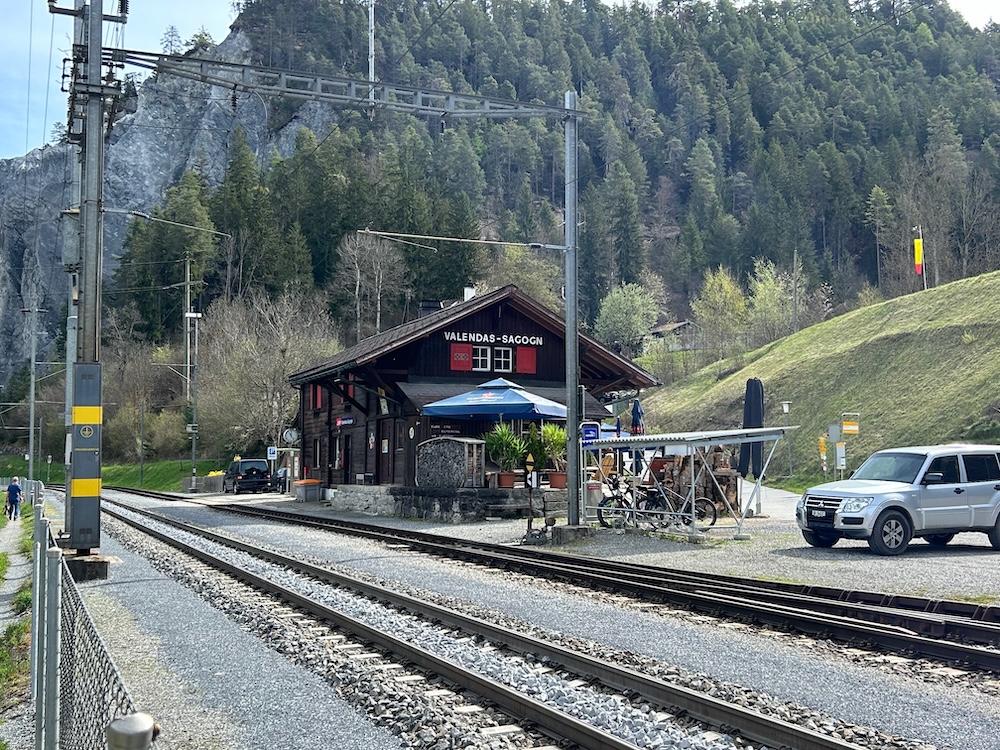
{"left": 596, "top": 473, "right": 639, "bottom": 528}
{"left": 596, "top": 472, "right": 718, "bottom": 529}
{"left": 638, "top": 481, "right": 718, "bottom": 528}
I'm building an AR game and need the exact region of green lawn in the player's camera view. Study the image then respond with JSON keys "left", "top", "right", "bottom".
{"left": 0, "top": 456, "right": 224, "bottom": 493}
{"left": 643, "top": 270, "right": 1000, "bottom": 485}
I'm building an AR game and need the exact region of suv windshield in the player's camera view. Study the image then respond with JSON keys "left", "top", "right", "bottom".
{"left": 239, "top": 460, "right": 268, "bottom": 473}
{"left": 851, "top": 452, "right": 927, "bottom": 483}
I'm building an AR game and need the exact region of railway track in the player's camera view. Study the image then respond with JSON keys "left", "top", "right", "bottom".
{"left": 201, "top": 499, "right": 1000, "bottom": 670}
{"left": 103, "top": 486, "right": 1000, "bottom": 671}
{"left": 100, "top": 496, "right": 871, "bottom": 750}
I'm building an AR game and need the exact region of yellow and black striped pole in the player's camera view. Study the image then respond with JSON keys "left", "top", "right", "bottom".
{"left": 67, "top": 363, "right": 102, "bottom": 553}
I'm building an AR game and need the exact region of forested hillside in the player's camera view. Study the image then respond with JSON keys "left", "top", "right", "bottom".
{"left": 81, "top": 0, "right": 1000, "bottom": 462}
{"left": 113, "top": 0, "right": 1000, "bottom": 351}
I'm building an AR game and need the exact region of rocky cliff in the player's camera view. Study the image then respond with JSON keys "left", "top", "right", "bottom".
{"left": 0, "top": 29, "right": 338, "bottom": 383}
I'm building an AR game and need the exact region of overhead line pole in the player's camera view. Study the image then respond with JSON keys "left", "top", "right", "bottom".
{"left": 136, "top": 51, "right": 587, "bottom": 528}
{"left": 563, "top": 90, "right": 581, "bottom": 527}
{"left": 49, "top": 0, "right": 127, "bottom": 557}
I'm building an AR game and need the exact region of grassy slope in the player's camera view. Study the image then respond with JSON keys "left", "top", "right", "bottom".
{"left": 643, "top": 271, "right": 1000, "bottom": 485}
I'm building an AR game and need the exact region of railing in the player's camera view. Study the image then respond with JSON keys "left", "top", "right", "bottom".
{"left": 30, "top": 498, "right": 158, "bottom": 750}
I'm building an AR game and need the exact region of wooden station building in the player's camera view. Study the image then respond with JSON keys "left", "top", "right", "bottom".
{"left": 288, "top": 285, "right": 657, "bottom": 488}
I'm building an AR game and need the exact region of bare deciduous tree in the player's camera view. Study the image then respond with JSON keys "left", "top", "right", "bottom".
{"left": 335, "top": 233, "right": 407, "bottom": 342}
{"left": 197, "top": 288, "right": 340, "bottom": 457}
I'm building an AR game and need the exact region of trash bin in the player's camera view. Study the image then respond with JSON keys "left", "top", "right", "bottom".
{"left": 585, "top": 480, "right": 603, "bottom": 522}
{"left": 293, "top": 479, "right": 321, "bottom": 502}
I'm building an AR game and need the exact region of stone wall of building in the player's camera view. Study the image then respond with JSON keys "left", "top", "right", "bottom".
{"left": 325, "top": 484, "right": 567, "bottom": 523}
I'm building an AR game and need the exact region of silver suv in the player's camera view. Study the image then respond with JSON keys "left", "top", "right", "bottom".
{"left": 797, "top": 443, "right": 1000, "bottom": 555}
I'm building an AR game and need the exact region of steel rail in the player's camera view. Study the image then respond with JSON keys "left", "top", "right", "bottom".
{"left": 103, "top": 499, "right": 867, "bottom": 750}
{"left": 204, "top": 503, "right": 1000, "bottom": 669}
{"left": 100, "top": 503, "right": 636, "bottom": 750}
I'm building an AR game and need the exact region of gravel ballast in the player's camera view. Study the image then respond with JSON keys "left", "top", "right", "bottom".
{"left": 3, "top": 486, "right": 1000, "bottom": 750}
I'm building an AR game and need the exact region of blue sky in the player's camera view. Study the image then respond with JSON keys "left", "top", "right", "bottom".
{"left": 2, "top": 0, "right": 236, "bottom": 159}
{"left": 1, "top": 0, "right": 996, "bottom": 160}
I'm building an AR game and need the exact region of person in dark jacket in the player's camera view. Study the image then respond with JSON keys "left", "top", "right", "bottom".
{"left": 6, "top": 476, "right": 23, "bottom": 520}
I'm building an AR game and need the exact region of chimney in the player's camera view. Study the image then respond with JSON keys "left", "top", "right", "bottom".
{"left": 464, "top": 286, "right": 476, "bottom": 302}
{"left": 419, "top": 300, "right": 443, "bottom": 318}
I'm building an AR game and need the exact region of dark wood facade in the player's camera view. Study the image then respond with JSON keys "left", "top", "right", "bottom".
{"left": 289, "top": 285, "right": 657, "bottom": 488}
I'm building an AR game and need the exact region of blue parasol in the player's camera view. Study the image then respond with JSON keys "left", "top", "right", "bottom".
{"left": 422, "top": 378, "right": 567, "bottom": 420}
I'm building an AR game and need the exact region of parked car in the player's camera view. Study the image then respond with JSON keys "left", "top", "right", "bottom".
{"left": 797, "top": 443, "right": 1000, "bottom": 555}
{"left": 222, "top": 458, "right": 272, "bottom": 494}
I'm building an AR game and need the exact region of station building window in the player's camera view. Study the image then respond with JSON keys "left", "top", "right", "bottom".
{"left": 472, "top": 345, "right": 491, "bottom": 371}
{"left": 494, "top": 347, "right": 513, "bottom": 373}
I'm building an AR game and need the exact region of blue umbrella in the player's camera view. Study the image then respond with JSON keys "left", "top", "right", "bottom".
{"left": 422, "top": 378, "right": 567, "bottom": 420}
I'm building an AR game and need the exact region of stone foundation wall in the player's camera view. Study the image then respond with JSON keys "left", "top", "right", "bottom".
{"left": 325, "top": 485, "right": 568, "bottom": 523}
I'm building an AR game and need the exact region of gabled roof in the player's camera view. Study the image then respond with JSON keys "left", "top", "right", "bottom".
{"left": 289, "top": 285, "right": 657, "bottom": 391}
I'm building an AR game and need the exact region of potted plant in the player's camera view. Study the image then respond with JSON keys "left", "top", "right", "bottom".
{"left": 524, "top": 423, "right": 548, "bottom": 481}
{"left": 483, "top": 422, "right": 527, "bottom": 488}
{"left": 542, "top": 423, "right": 568, "bottom": 488}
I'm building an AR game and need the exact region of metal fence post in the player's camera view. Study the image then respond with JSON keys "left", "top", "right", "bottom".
{"left": 31, "top": 504, "right": 46, "bottom": 699}
{"left": 43, "top": 547, "right": 63, "bottom": 749}
{"left": 106, "top": 713, "right": 156, "bottom": 750}
{"left": 33, "top": 519, "right": 50, "bottom": 750}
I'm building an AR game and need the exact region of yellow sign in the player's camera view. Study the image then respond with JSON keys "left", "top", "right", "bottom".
{"left": 842, "top": 421, "right": 859, "bottom": 435}
{"left": 525, "top": 453, "right": 535, "bottom": 473}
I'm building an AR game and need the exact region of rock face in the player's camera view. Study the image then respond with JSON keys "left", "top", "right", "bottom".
{"left": 0, "top": 30, "right": 336, "bottom": 382}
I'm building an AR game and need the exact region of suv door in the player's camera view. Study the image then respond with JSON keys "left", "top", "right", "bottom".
{"left": 918, "top": 454, "right": 969, "bottom": 529}
{"left": 960, "top": 452, "right": 1000, "bottom": 527}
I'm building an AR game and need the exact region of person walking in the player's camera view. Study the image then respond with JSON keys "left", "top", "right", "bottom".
{"left": 6, "top": 476, "right": 23, "bottom": 521}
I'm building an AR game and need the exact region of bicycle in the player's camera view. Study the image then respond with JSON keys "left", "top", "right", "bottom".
{"left": 596, "top": 473, "right": 640, "bottom": 528}
{"left": 637, "top": 481, "right": 718, "bottom": 529}
{"left": 596, "top": 472, "right": 719, "bottom": 530}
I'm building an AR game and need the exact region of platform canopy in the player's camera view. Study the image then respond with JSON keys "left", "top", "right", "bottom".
{"left": 422, "top": 378, "right": 567, "bottom": 420}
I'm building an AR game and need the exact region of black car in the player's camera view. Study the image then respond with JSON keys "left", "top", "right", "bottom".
{"left": 222, "top": 459, "right": 272, "bottom": 494}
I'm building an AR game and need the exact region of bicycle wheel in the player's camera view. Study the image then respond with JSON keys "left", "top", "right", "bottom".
{"left": 691, "top": 497, "right": 718, "bottom": 526}
{"left": 597, "top": 496, "right": 635, "bottom": 528}
{"left": 636, "top": 493, "right": 670, "bottom": 530}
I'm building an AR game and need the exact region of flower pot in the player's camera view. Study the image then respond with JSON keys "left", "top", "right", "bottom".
{"left": 497, "top": 471, "right": 516, "bottom": 488}
{"left": 547, "top": 471, "right": 567, "bottom": 489}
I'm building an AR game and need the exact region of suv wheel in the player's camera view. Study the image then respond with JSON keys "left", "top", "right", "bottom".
{"left": 988, "top": 515, "right": 1000, "bottom": 550}
{"left": 925, "top": 533, "right": 955, "bottom": 547}
{"left": 232, "top": 481, "right": 240, "bottom": 495}
{"left": 868, "top": 509, "right": 912, "bottom": 556}
{"left": 802, "top": 529, "right": 840, "bottom": 548}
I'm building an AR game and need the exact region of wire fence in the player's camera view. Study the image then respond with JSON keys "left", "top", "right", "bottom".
{"left": 30, "top": 496, "right": 158, "bottom": 750}
{"left": 57, "top": 565, "right": 141, "bottom": 750}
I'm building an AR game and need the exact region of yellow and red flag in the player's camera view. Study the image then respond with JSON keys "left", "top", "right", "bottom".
{"left": 914, "top": 237, "right": 923, "bottom": 275}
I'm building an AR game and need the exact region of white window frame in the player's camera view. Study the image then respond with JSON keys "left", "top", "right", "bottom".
{"left": 472, "top": 345, "right": 491, "bottom": 371}
{"left": 494, "top": 346, "right": 513, "bottom": 373}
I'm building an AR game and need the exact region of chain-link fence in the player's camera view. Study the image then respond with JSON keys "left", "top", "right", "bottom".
{"left": 57, "top": 564, "right": 140, "bottom": 750}
{"left": 31, "top": 502, "right": 157, "bottom": 750}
